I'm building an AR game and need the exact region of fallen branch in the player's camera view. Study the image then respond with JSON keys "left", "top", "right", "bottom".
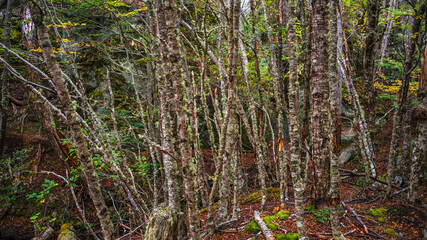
{"left": 339, "top": 168, "right": 400, "bottom": 189}
{"left": 254, "top": 211, "right": 274, "bottom": 240}
{"left": 342, "top": 202, "right": 368, "bottom": 233}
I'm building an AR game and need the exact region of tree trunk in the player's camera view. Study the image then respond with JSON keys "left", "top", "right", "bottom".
{"left": 28, "top": 2, "right": 114, "bottom": 239}
{"left": 387, "top": 3, "right": 424, "bottom": 197}
{"left": 328, "top": 0, "right": 345, "bottom": 238}
{"left": 288, "top": 0, "right": 308, "bottom": 239}
{"left": 311, "top": 0, "right": 331, "bottom": 208}
{"left": 0, "top": 0, "right": 13, "bottom": 159}
{"left": 363, "top": 0, "right": 380, "bottom": 128}
{"left": 409, "top": 42, "right": 427, "bottom": 204}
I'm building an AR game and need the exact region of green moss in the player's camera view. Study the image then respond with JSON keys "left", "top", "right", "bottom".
{"left": 285, "top": 233, "right": 299, "bottom": 240}
{"left": 241, "top": 191, "right": 262, "bottom": 204}
{"left": 89, "top": 90, "right": 105, "bottom": 99}
{"left": 262, "top": 215, "right": 278, "bottom": 230}
{"left": 244, "top": 220, "right": 261, "bottom": 234}
{"left": 385, "top": 228, "right": 400, "bottom": 238}
{"left": 241, "top": 187, "right": 281, "bottom": 204}
{"left": 275, "top": 210, "right": 289, "bottom": 220}
{"left": 368, "top": 207, "right": 387, "bottom": 218}
{"left": 305, "top": 204, "right": 315, "bottom": 212}
{"left": 199, "top": 202, "right": 219, "bottom": 215}
{"left": 276, "top": 234, "right": 286, "bottom": 240}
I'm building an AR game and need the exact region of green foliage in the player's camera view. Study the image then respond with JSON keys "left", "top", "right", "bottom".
{"left": 378, "top": 93, "right": 397, "bottom": 101}
{"left": 0, "top": 148, "right": 32, "bottom": 215}
{"left": 27, "top": 179, "right": 58, "bottom": 201}
{"left": 244, "top": 219, "right": 261, "bottom": 234}
{"left": 310, "top": 208, "right": 344, "bottom": 223}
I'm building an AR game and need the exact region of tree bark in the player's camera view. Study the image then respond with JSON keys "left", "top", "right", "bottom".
{"left": 311, "top": 0, "right": 331, "bottom": 208}
{"left": 409, "top": 41, "right": 427, "bottom": 203}
{"left": 0, "top": 0, "right": 13, "bottom": 159}
{"left": 28, "top": 2, "right": 114, "bottom": 239}
{"left": 387, "top": 3, "right": 424, "bottom": 197}
{"left": 328, "top": 0, "right": 345, "bottom": 238}
{"left": 363, "top": 0, "right": 380, "bottom": 128}
{"left": 288, "top": 0, "right": 308, "bottom": 239}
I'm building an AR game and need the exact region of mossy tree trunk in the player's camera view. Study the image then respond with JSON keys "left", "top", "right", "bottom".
{"left": 287, "top": 0, "right": 308, "bottom": 239}
{"left": 387, "top": 2, "right": 425, "bottom": 197}
{"left": 28, "top": 2, "right": 114, "bottom": 239}
{"left": 409, "top": 41, "right": 427, "bottom": 204}
{"left": 328, "top": 0, "right": 345, "bottom": 239}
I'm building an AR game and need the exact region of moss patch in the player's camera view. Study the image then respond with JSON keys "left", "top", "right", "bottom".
{"left": 262, "top": 215, "right": 278, "bottom": 230}
{"left": 241, "top": 187, "right": 281, "bottom": 204}
{"left": 244, "top": 220, "right": 261, "bottom": 234}
{"left": 368, "top": 207, "right": 387, "bottom": 220}
{"left": 275, "top": 210, "right": 289, "bottom": 220}
{"left": 385, "top": 228, "right": 400, "bottom": 238}
{"left": 276, "top": 233, "right": 299, "bottom": 240}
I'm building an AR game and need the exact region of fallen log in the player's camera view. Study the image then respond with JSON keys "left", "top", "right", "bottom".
{"left": 31, "top": 226, "right": 53, "bottom": 240}
{"left": 254, "top": 211, "right": 275, "bottom": 240}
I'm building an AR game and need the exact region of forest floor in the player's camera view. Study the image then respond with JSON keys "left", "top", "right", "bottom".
{"left": 0, "top": 89, "right": 425, "bottom": 239}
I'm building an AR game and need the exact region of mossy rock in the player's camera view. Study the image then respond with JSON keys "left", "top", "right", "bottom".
{"left": 262, "top": 216, "right": 277, "bottom": 230}
{"left": 275, "top": 210, "right": 289, "bottom": 220}
{"left": 58, "top": 223, "right": 77, "bottom": 240}
{"left": 385, "top": 228, "right": 400, "bottom": 238}
{"left": 244, "top": 220, "right": 261, "bottom": 234}
{"left": 368, "top": 207, "right": 387, "bottom": 218}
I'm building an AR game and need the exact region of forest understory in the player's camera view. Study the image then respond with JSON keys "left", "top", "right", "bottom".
{"left": 0, "top": 86, "right": 425, "bottom": 239}
{"left": 0, "top": 0, "right": 426, "bottom": 239}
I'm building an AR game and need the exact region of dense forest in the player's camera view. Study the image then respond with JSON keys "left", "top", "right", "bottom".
{"left": 0, "top": 0, "right": 425, "bottom": 239}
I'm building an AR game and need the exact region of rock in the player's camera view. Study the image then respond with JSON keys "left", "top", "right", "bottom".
{"left": 339, "top": 144, "right": 357, "bottom": 164}
{"left": 57, "top": 223, "right": 77, "bottom": 240}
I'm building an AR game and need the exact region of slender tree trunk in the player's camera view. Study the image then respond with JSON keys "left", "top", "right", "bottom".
{"left": 328, "top": 0, "right": 345, "bottom": 238}
{"left": 29, "top": 2, "right": 114, "bottom": 239}
{"left": 338, "top": 2, "right": 377, "bottom": 183}
{"left": 300, "top": 0, "right": 312, "bottom": 183}
{"left": 311, "top": 0, "right": 331, "bottom": 208}
{"left": 379, "top": 0, "right": 397, "bottom": 62}
{"left": 363, "top": 0, "right": 380, "bottom": 128}
{"left": 409, "top": 41, "right": 426, "bottom": 204}
{"left": 287, "top": 1, "right": 308, "bottom": 239}
{"left": 219, "top": 0, "right": 241, "bottom": 221}
{"left": 386, "top": 3, "right": 424, "bottom": 197}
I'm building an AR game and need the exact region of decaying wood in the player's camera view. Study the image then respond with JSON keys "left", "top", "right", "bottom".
{"left": 253, "top": 211, "right": 275, "bottom": 240}
{"left": 31, "top": 226, "right": 53, "bottom": 240}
